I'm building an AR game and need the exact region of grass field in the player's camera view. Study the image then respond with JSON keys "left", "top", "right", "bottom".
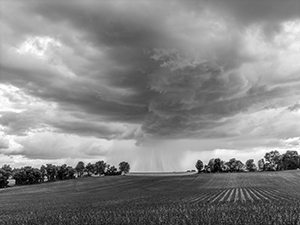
{"left": 1, "top": 170, "right": 300, "bottom": 224}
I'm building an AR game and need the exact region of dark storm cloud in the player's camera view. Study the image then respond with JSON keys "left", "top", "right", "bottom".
{"left": 288, "top": 103, "right": 300, "bottom": 112}
{"left": 1, "top": 0, "right": 299, "bottom": 143}
{"left": 211, "top": 0, "right": 300, "bottom": 26}
{"left": 0, "top": 110, "right": 45, "bottom": 136}
{"left": 0, "top": 109, "right": 137, "bottom": 140}
{"left": 0, "top": 49, "right": 148, "bottom": 122}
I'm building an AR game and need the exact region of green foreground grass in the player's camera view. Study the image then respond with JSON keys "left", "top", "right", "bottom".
{"left": 1, "top": 170, "right": 300, "bottom": 224}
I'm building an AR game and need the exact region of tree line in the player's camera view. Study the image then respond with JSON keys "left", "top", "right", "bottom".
{"left": 0, "top": 160, "right": 130, "bottom": 188}
{"left": 195, "top": 150, "right": 300, "bottom": 173}
{"left": 1, "top": 150, "right": 299, "bottom": 189}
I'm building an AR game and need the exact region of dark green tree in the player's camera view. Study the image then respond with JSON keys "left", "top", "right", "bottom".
{"left": 57, "top": 164, "right": 69, "bottom": 180}
{"left": 12, "top": 168, "right": 24, "bottom": 185}
{"left": 119, "top": 161, "right": 130, "bottom": 175}
{"left": 282, "top": 151, "right": 299, "bottom": 170}
{"left": 66, "top": 166, "right": 76, "bottom": 179}
{"left": 40, "top": 165, "right": 46, "bottom": 182}
{"left": 245, "top": 159, "right": 257, "bottom": 172}
{"left": 0, "top": 164, "right": 12, "bottom": 188}
{"left": 221, "top": 161, "right": 230, "bottom": 172}
{"left": 106, "top": 165, "right": 119, "bottom": 175}
{"left": 195, "top": 160, "right": 203, "bottom": 173}
{"left": 12, "top": 167, "right": 42, "bottom": 185}
{"left": 85, "top": 163, "right": 95, "bottom": 176}
{"left": 264, "top": 150, "right": 282, "bottom": 171}
{"left": 75, "top": 161, "right": 85, "bottom": 177}
{"left": 207, "top": 158, "right": 215, "bottom": 173}
{"left": 95, "top": 160, "right": 106, "bottom": 176}
{"left": 56, "top": 164, "right": 75, "bottom": 180}
{"left": 45, "top": 164, "right": 57, "bottom": 181}
{"left": 225, "top": 158, "right": 244, "bottom": 172}
{"left": 258, "top": 159, "right": 265, "bottom": 171}
{"left": 235, "top": 160, "right": 244, "bottom": 172}
{"left": 225, "top": 158, "right": 236, "bottom": 172}
{"left": 203, "top": 165, "right": 210, "bottom": 173}
{"left": 213, "top": 158, "right": 222, "bottom": 173}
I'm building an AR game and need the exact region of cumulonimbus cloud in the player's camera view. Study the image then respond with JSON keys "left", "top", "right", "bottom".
{"left": 0, "top": 0, "right": 300, "bottom": 151}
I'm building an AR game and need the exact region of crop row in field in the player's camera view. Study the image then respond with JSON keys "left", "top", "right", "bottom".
{"left": 185, "top": 186, "right": 293, "bottom": 204}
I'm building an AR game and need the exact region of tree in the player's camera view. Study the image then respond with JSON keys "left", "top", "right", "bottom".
{"left": 57, "top": 164, "right": 68, "bottom": 180}
{"left": 106, "top": 165, "right": 119, "bottom": 176}
{"left": 95, "top": 160, "right": 106, "bottom": 176}
{"left": 207, "top": 158, "right": 215, "bottom": 172}
{"left": 30, "top": 167, "right": 42, "bottom": 184}
{"left": 235, "top": 160, "right": 244, "bottom": 172}
{"left": 75, "top": 161, "right": 85, "bottom": 177}
{"left": 45, "top": 164, "right": 57, "bottom": 181}
{"left": 66, "top": 166, "right": 76, "bottom": 179}
{"left": 213, "top": 158, "right": 222, "bottom": 173}
{"left": 225, "top": 158, "right": 235, "bottom": 172}
{"left": 0, "top": 164, "right": 12, "bottom": 188}
{"left": 2, "top": 164, "right": 12, "bottom": 175}
{"left": 282, "top": 151, "right": 299, "bottom": 170}
{"left": 12, "top": 168, "right": 24, "bottom": 185}
{"left": 12, "top": 167, "right": 42, "bottom": 185}
{"left": 40, "top": 165, "right": 46, "bottom": 182}
{"left": 119, "top": 161, "right": 130, "bottom": 175}
{"left": 225, "top": 158, "right": 244, "bottom": 172}
{"left": 56, "top": 164, "right": 75, "bottom": 180}
{"left": 226, "top": 158, "right": 236, "bottom": 172}
{"left": 245, "top": 159, "right": 257, "bottom": 172}
{"left": 264, "top": 150, "right": 282, "bottom": 171}
{"left": 203, "top": 165, "right": 211, "bottom": 173}
{"left": 85, "top": 163, "right": 95, "bottom": 176}
{"left": 258, "top": 159, "right": 265, "bottom": 171}
{"left": 195, "top": 160, "right": 203, "bottom": 173}
{"left": 205, "top": 158, "right": 223, "bottom": 173}
{"left": 221, "top": 163, "right": 230, "bottom": 172}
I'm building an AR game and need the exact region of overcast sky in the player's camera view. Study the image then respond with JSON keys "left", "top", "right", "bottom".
{"left": 0, "top": 0, "right": 300, "bottom": 171}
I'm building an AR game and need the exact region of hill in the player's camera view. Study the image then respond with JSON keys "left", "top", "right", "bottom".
{"left": 1, "top": 170, "right": 300, "bottom": 224}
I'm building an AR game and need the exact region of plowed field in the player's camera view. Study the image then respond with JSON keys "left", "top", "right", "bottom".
{"left": 1, "top": 170, "right": 300, "bottom": 224}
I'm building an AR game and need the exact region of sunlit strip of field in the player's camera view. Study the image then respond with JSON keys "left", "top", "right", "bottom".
{"left": 128, "top": 171, "right": 197, "bottom": 176}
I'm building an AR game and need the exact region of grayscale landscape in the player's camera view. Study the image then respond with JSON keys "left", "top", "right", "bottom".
{"left": 0, "top": 0, "right": 300, "bottom": 224}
